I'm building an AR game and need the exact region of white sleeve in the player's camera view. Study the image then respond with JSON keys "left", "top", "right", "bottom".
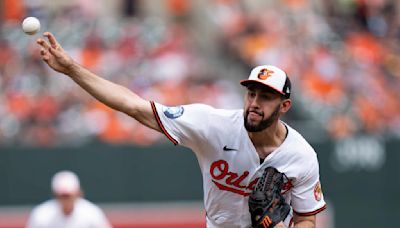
{"left": 151, "top": 102, "right": 215, "bottom": 147}
{"left": 290, "top": 156, "right": 327, "bottom": 216}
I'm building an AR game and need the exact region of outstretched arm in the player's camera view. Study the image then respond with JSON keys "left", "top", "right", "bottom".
{"left": 37, "top": 32, "right": 161, "bottom": 132}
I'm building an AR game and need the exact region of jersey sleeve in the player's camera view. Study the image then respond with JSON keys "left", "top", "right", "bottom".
{"left": 151, "top": 101, "right": 215, "bottom": 147}
{"left": 290, "top": 155, "right": 327, "bottom": 216}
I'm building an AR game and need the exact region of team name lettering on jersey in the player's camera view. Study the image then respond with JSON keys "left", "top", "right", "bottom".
{"left": 210, "top": 160, "right": 293, "bottom": 196}
{"left": 210, "top": 160, "right": 259, "bottom": 196}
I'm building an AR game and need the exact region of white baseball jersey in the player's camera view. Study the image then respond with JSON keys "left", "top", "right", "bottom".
{"left": 26, "top": 198, "right": 111, "bottom": 228}
{"left": 151, "top": 102, "right": 327, "bottom": 228}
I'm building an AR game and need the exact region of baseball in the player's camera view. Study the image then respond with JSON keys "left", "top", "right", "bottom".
{"left": 22, "top": 17, "right": 41, "bottom": 35}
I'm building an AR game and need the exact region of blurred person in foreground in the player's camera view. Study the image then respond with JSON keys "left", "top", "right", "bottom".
{"left": 26, "top": 170, "right": 112, "bottom": 228}
{"left": 36, "top": 32, "right": 326, "bottom": 228}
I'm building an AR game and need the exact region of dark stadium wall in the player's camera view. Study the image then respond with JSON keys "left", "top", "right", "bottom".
{"left": 0, "top": 138, "right": 399, "bottom": 228}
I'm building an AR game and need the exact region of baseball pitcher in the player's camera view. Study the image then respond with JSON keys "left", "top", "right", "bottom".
{"left": 37, "top": 32, "right": 326, "bottom": 228}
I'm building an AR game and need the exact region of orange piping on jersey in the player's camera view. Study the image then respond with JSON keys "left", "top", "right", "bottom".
{"left": 293, "top": 204, "right": 327, "bottom": 216}
{"left": 150, "top": 101, "right": 178, "bottom": 145}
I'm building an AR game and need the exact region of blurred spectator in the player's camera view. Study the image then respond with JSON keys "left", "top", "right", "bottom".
{"left": 122, "top": 0, "right": 139, "bottom": 17}
{"left": 2, "top": 0, "right": 26, "bottom": 22}
{"left": 79, "top": 32, "right": 105, "bottom": 70}
{"left": 166, "top": 0, "right": 192, "bottom": 20}
{"left": 26, "top": 170, "right": 112, "bottom": 228}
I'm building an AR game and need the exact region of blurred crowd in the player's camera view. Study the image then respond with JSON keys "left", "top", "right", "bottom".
{"left": 1, "top": 0, "right": 400, "bottom": 147}
{"left": 0, "top": 0, "right": 241, "bottom": 146}
{"left": 210, "top": 0, "right": 400, "bottom": 140}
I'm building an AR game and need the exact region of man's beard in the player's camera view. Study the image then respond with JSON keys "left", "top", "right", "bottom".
{"left": 244, "top": 104, "right": 280, "bottom": 132}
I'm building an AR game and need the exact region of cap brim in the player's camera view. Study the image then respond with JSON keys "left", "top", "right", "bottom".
{"left": 240, "top": 79, "right": 286, "bottom": 96}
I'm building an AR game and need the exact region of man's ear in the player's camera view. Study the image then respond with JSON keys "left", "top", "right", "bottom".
{"left": 280, "top": 99, "right": 292, "bottom": 113}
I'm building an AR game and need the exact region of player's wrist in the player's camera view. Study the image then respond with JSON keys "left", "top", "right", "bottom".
{"left": 65, "top": 61, "right": 81, "bottom": 77}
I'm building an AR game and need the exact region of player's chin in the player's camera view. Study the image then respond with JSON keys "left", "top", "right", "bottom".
{"left": 244, "top": 121, "right": 263, "bottom": 132}
{"left": 247, "top": 114, "right": 263, "bottom": 123}
{"left": 246, "top": 119, "right": 258, "bottom": 126}
{"left": 245, "top": 119, "right": 261, "bottom": 128}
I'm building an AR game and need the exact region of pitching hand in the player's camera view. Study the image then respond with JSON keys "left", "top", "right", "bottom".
{"left": 36, "top": 32, "right": 75, "bottom": 75}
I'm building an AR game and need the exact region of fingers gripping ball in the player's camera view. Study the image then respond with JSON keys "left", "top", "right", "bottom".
{"left": 22, "top": 17, "right": 41, "bottom": 35}
{"left": 248, "top": 167, "right": 291, "bottom": 228}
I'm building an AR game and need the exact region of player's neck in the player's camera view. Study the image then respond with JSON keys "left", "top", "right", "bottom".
{"left": 248, "top": 121, "right": 287, "bottom": 157}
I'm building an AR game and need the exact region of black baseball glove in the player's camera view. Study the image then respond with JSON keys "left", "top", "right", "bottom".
{"left": 248, "top": 166, "right": 291, "bottom": 228}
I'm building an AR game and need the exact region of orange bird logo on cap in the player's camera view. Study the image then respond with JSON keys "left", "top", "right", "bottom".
{"left": 257, "top": 68, "right": 274, "bottom": 80}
